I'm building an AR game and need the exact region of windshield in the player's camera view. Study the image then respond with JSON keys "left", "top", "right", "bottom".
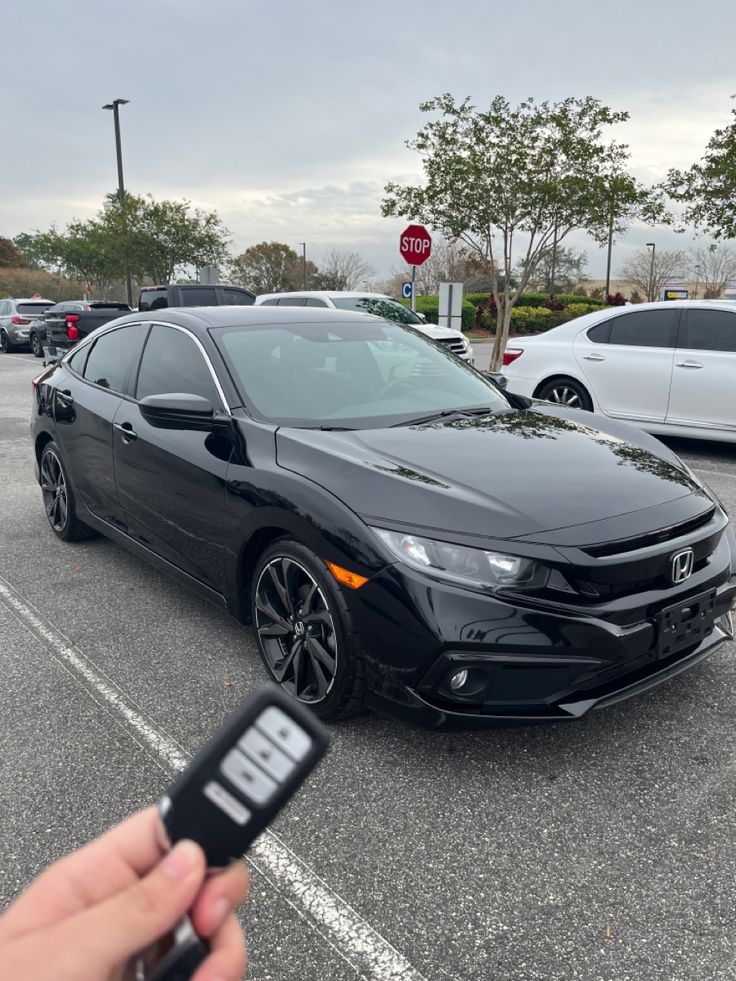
{"left": 215, "top": 320, "right": 506, "bottom": 429}
{"left": 330, "top": 296, "right": 424, "bottom": 325}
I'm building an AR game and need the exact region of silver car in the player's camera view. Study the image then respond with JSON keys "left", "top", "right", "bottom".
{"left": 0, "top": 296, "right": 55, "bottom": 352}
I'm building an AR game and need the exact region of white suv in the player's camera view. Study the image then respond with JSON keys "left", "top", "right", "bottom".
{"left": 255, "top": 291, "right": 474, "bottom": 364}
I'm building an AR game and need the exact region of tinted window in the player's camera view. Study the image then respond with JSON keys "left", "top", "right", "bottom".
{"left": 587, "top": 321, "right": 611, "bottom": 343}
{"left": 305, "top": 298, "right": 328, "bottom": 307}
{"left": 67, "top": 345, "right": 89, "bottom": 375}
{"left": 685, "top": 308, "right": 736, "bottom": 353}
{"left": 221, "top": 288, "right": 254, "bottom": 306}
{"left": 216, "top": 320, "right": 507, "bottom": 428}
{"left": 139, "top": 288, "right": 168, "bottom": 312}
{"left": 260, "top": 298, "right": 279, "bottom": 306}
{"left": 607, "top": 310, "right": 677, "bottom": 348}
{"left": 17, "top": 302, "right": 55, "bottom": 316}
{"left": 179, "top": 287, "right": 217, "bottom": 306}
{"left": 83, "top": 326, "right": 140, "bottom": 393}
{"left": 136, "top": 325, "right": 219, "bottom": 404}
{"left": 277, "top": 297, "right": 306, "bottom": 306}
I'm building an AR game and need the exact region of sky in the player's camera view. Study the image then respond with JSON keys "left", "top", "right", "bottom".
{"left": 2, "top": 0, "right": 735, "bottom": 283}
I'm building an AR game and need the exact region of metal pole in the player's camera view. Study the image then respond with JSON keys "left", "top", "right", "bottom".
{"left": 604, "top": 211, "right": 614, "bottom": 301}
{"left": 302, "top": 243, "right": 307, "bottom": 289}
{"left": 549, "top": 219, "right": 558, "bottom": 299}
{"left": 647, "top": 243, "right": 656, "bottom": 302}
{"left": 410, "top": 265, "right": 416, "bottom": 313}
{"left": 693, "top": 266, "right": 701, "bottom": 300}
{"left": 105, "top": 101, "right": 133, "bottom": 307}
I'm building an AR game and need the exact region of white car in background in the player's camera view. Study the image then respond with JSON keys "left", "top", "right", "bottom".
{"left": 255, "top": 291, "right": 474, "bottom": 364}
{"left": 502, "top": 300, "right": 736, "bottom": 443}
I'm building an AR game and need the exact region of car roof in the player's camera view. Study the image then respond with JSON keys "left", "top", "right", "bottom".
{"left": 256, "top": 290, "right": 393, "bottom": 301}
{"left": 106, "top": 305, "right": 384, "bottom": 337}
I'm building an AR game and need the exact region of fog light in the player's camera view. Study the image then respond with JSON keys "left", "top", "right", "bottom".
{"left": 450, "top": 669, "right": 469, "bottom": 691}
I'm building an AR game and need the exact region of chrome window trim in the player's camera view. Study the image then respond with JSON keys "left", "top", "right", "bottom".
{"left": 147, "top": 320, "right": 231, "bottom": 415}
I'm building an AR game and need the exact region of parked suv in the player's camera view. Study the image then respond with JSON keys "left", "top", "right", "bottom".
{"left": 0, "top": 296, "right": 55, "bottom": 352}
{"left": 255, "top": 291, "right": 474, "bottom": 363}
{"left": 138, "top": 284, "right": 256, "bottom": 311}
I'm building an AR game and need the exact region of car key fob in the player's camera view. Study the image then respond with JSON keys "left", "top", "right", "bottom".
{"left": 141, "top": 682, "right": 330, "bottom": 980}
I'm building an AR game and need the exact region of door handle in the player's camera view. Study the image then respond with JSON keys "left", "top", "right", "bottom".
{"left": 583, "top": 354, "right": 605, "bottom": 361}
{"left": 114, "top": 421, "right": 138, "bottom": 442}
{"left": 675, "top": 361, "right": 704, "bottom": 369}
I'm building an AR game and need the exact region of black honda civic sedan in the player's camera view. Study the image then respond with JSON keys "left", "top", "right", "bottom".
{"left": 31, "top": 307, "right": 736, "bottom": 726}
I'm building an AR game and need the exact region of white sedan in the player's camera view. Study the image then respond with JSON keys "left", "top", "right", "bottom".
{"left": 502, "top": 300, "right": 736, "bottom": 443}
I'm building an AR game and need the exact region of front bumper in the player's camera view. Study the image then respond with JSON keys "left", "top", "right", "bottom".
{"left": 350, "top": 539, "right": 736, "bottom": 728}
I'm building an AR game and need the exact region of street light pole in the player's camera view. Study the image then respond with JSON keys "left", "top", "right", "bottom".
{"left": 646, "top": 242, "right": 656, "bottom": 302}
{"left": 298, "top": 242, "right": 307, "bottom": 289}
{"left": 102, "top": 99, "right": 133, "bottom": 307}
{"left": 693, "top": 265, "right": 702, "bottom": 300}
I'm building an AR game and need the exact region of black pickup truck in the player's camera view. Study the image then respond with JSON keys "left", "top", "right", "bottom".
{"left": 41, "top": 301, "right": 132, "bottom": 357}
{"left": 138, "top": 283, "right": 255, "bottom": 310}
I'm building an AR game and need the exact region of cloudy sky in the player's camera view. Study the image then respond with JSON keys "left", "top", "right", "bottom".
{"left": 3, "top": 0, "right": 735, "bottom": 282}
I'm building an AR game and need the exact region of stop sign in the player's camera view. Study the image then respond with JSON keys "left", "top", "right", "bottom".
{"left": 399, "top": 224, "right": 432, "bottom": 266}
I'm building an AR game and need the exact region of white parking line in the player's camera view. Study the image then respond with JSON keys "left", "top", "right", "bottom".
{"left": 0, "top": 577, "right": 426, "bottom": 981}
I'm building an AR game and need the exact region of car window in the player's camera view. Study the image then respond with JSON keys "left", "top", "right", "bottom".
{"left": 0, "top": 301, "right": 7, "bottom": 316}
{"left": 260, "top": 298, "right": 279, "bottom": 306}
{"left": 136, "top": 325, "right": 219, "bottom": 404}
{"left": 221, "top": 288, "right": 254, "bottom": 306}
{"left": 179, "top": 287, "right": 217, "bottom": 306}
{"left": 17, "top": 302, "right": 55, "bottom": 316}
{"left": 83, "top": 326, "right": 141, "bottom": 393}
{"left": 138, "top": 288, "right": 168, "bottom": 312}
{"left": 606, "top": 310, "right": 678, "bottom": 348}
{"left": 67, "top": 345, "right": 90, "bottom": 375}
{"left": 277, "top": 297, "right": 306, "bottom": 306}
{"left": 684, "top": 308, "right": 736, "bottom": 353}
{"left": 215, "top": 320, "right": 507, "bottom": 428}
{"left": 330, "top": 296, "right": 424, "bottom": 325}
{"left": 305, "top": 298, "right": 328, "bottom": 307}
{"left": 587, "top": 321, "right": 611, "bottom": 343}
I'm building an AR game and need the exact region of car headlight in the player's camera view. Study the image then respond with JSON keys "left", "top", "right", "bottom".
{"left": 372, "top": 528, "right": 548, "bottom": 592}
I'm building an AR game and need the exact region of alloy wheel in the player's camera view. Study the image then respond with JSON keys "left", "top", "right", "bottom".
{"left": 547, "top": 385, "right": 582, "bottom": 407}
{"left": 32, "top": 334, "right": 43, "bottom": 357}
{"left": 254, "top": 557, "right": 338, "bottom": 703}
{"left": 41, "top": 450, "right": 68, "bottom": 532}
{"left": 1, "top": 333, "right": 8, "bottom": 353}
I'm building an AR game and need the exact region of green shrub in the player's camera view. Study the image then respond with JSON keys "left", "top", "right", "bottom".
{"left": 558, "top": 302, "right": 602, "bottom": 323}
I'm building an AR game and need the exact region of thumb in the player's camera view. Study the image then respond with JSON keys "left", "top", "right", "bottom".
{"left": 59, "top": 840, "right": 206, "bottom": 970}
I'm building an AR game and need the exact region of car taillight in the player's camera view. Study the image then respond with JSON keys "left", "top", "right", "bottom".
{"left": 31, "top": 371, "right": 45, "bottom": 394}
{"left": 66, "top": 314, "right": 80, "bottom": 340}
{"left": 502, "top": 348, "right": 524, "bottom": 366}
{"left": 11, "top": 316, "right": 31, "bottom": 325}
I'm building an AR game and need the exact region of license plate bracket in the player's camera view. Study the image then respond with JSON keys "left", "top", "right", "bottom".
{"left": 657, "top": 588, "right": 717, "bottom": 659}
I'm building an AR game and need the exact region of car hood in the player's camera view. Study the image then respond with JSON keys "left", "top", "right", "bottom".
{"left": 275, "top": 406, "right": 714, "bottom": 546}
{"left": 414, "top": 322, "right": 463, "bottom": 341}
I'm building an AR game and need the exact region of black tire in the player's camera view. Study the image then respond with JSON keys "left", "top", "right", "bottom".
{"left": 251, "top": 539, "right": 367, "bottom": 720}
{"left": 31, "top": 332, "right": 44, "bottom": 358}
{"left": 1, "top": 330, "right": 14, "bottom": 353}
{"left": 536, "top": 377, "right": 593, "bottom": 411}
{"left": 39, "top": 441, "right": 97, "bottom": 542}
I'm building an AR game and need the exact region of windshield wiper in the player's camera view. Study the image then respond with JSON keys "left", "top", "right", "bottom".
{"left": 391, "top": 406, "right": 497, "bottom": 428}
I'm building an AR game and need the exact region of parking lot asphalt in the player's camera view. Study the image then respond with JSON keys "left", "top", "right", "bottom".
{"left": 2, "top": 350, "right": 736, "bottom": 981}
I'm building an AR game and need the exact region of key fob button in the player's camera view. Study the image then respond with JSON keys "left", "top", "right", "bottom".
{"left": 256, "top": 706, "right": 312, "bottom": 761}
{"left": 203, "top": 781, "right": 251, "bottom": 826}
{"left": 239, "top": 727, "right": 296, "bottom": 782}
{"left": 221, "top": 748, "right": 278, "bottom": 805}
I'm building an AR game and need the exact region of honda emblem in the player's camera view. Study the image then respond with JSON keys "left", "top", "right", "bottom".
{"left": 671, "top": 548, "right": 695, "bottom": 584}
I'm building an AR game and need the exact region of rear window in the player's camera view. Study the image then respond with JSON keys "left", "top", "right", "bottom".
{"left": 138, "top": 289, "right": 168, "bottom": 312}
{"left": 179, "top": 287, "right": 217, "bottom": 306}
{"left": 18, "top": 302, "right": 55, "bottom": 316}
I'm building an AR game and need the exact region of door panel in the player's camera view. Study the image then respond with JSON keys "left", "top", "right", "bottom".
{"left": 666, "top": 308, "right": 736, "bottom": 431}
{"left": 573, "top": 309, "right": 678, "bottom": 421}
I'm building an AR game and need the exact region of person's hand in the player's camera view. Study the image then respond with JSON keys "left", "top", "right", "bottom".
{"left": 0, "top": 807, "right": 249, "bottom": 981}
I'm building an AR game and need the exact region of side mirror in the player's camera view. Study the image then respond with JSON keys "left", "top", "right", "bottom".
{"left": 139, "top": 393, "right": 229, "bottom": 432}
{"left": 480, "top": 370, "right": 508, "bottom": 390}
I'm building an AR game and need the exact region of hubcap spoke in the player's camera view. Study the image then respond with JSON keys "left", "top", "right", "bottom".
{"left": 267, "top": 563, "right": 293, "bottom": 616}
{"left": 300, "top": 582, "right": 318, "bottom": 616}
{"left": 272, "top": 638, "right": 302, "bottom": 682}
{"left": 305, "top": 635, "right": 336, "bottom": 675}
{"left": 255, "top": 594, "right": 291, "bottom": 633}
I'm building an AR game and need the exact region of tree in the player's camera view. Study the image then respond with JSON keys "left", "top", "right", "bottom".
{"left": 383, "top": 94, "right": 664, "bottom": 370}
{"left": 520, "top": 246, "right": 588, "bottom": 294}
{"left": 0, "top": 237, "right": 28, "bottom": 268}
{"left": 618, "top": 248, "right": 688, "bottom": 301}
{"left": 690, "top": 242, "right": 736, "bottom": 298}
{"left": 228, "top": 242, "right": 317, "bottom": 294}
{"left": 666, "top": 97, "right": 736, "bottom": 239}
{"left": 313, "top": 249, "right": 373, "bottom": 291}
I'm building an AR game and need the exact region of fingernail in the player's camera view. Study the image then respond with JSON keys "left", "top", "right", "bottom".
{"left": 210, "top": 897, "right": 230, "bottom": 930}
{"left": 162, "top": 840, "right": 201, "bottom": 879}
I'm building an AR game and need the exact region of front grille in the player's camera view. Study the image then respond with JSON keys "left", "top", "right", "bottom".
{"left": 437, "top": 337, "right": 467, "bottom": 355}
